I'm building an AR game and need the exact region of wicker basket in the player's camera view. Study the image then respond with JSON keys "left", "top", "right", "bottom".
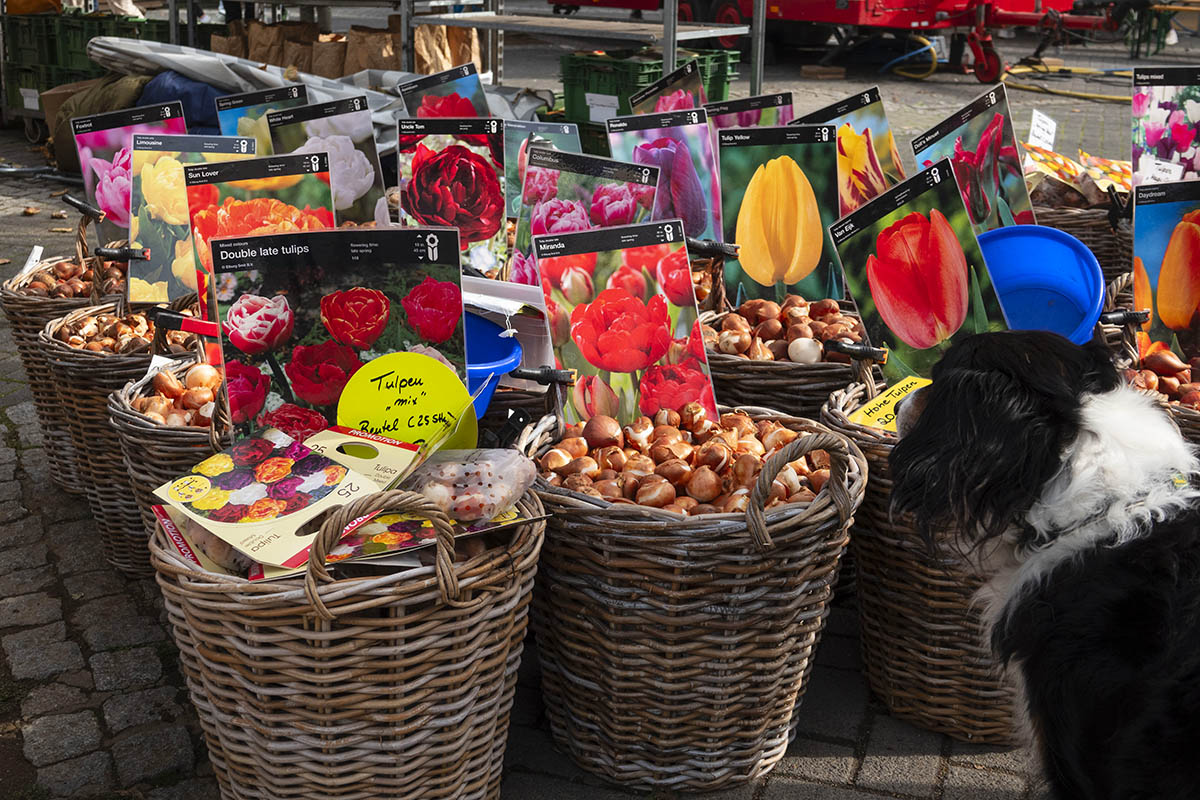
{"left": 687, "top": 239, "right": 735, "bottom": 314}
{"left": 521, "top": 410, "right": 868, "bottom": 790}
{"left": 108, "top": 357, "right": 229, "bottom": 545}
{"left": 702, "top": 304, "right": 885, "bottom": 419}
{"left": 822, "top": 384, "right": 1017, "bottom": 743}
{"left": 477, "top": 385, "right": 561, "bottom": 441}
{"left": 1034, "top": 206, "right": 1132, "bottom": 283}
{"left": 150, "top": 489, "right": 545, "bottom": 800}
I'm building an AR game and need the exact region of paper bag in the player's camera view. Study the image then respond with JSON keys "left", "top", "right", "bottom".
{"left": 311, "top": 35, "right": 346, "bottom": 78}
{"left": 414, "top": 24, "right": 453, "bottom": 74}
{"left": 448, "top": 27, "right": 482, "bottom": 75}
{"left": 210, "top": 33, "right": 248, "bottom": 59}
{"left": 344, "top": 25, "right": 402, "bottom": 73}
{"left": 247, "top": 21, "right": 285, "bottom": 66}
{"left": 283, "top": 39, "right": 313, "bottom": 74}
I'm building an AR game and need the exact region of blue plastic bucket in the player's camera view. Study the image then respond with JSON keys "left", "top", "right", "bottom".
{"left": 465, "top": 312, "right": 523, "bottom": 419}
{"left": 977, "top": 225, "right": 1104, "bottom": 346}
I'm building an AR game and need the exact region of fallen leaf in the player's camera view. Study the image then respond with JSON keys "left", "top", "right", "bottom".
{"left": 50, "top": 210, "right": 67, "bottom": 219}
{"left": 49, "top": 227, "right": 72, "bottom": 233}
{"left": 50, "top": 189, "right": 68, "bottom": 197}
{"left": 21, "top": 207, "right": 40, "bottom": 216}
{"left": 0, "top": 259, "right": 11, "bottom": 266}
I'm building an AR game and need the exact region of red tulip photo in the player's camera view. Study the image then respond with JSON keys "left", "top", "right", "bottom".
{"left": 570, "top": 288, "right": 672, "bottom": 373}
{"left": 416, "top": 92, "right": 478, "bottom": 118}
{"left": 320, "top": 287, "right": 390, "bottom": 350}
{"left": 284, "top": 341, "right": 364, "bottom": 407}
{"left": 655, "top": 248, "right": 694, "bottom": 307}
{"left": 258, "top": 403, "right": 329, "bottom": 441}
{"left": 638, "top": 358, "right": 717, "bottom": 419}
{"left": 538, "top": 252, "right": 597, "bottom": 290}
{"left": 402, "top": 143, "right": 503, "bottom": 248}
{"left": 401, "top": 276, "right": 463, "bottom": 344}
{"left": 622, "top": 243, "right": 670, "bottom": 273}
{"left": 605, "top": 263, "right": 647, "bottom": 300}
{"left": 225, "top": 360, "right": 270, "bottom": 424}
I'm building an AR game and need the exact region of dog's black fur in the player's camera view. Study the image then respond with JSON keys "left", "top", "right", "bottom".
{"left": 888, "top": 330, "right": 1200, "bottom": 800}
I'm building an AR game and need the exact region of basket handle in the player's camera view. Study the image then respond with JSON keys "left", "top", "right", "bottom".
{"left": 303, "top": 489, "right": 460, "bottom": 621}
{"left": 745, "top": 429, "right": 855, "bottom": 551}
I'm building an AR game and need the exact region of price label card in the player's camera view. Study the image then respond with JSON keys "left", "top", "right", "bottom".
{"left": 1151, "top": 158, "right": 1186, "bottom": 182}
{"left": 1026, "top": 109, "right": 1057, "bottom": 151}
{"left": 847, "top": 376, "right": 932, "bottom": 431}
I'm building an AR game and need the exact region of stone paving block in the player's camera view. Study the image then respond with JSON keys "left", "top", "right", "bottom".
{"left": 0, "top": 591, "right": 62, "bottom": 628}
{"left": 103, "top": 686, "right": 182, "bottom": 733}
{"left": 37, "top": 751, "right": 114, "bottom": 797}
{"left": 0, "top": 516, "right": 45, "bottom": 549}
{"left": 21, "top": 682, "right": 89, "bottom": 718}
{"left": 0, "top": 541, "right": 45, "bottom": 576}
{"left": 0, "top": 499, "right": 29, "bottom": 523}
{"left": 776, "top": 737, "right": 858, "bottom": 784}
{"left": 62, "top": 569, "right": 126, "bottom": 602}
{"left": 57, "top": 669, "right": 96, "bottom": 690}
{"left": 948, "top": 740, "right": 1032, "bottom": 775}
{"left": 49, "top": 524, "right": 106, "bottom": 574}
{"left": 503, "top": 725, "right": 604, "bottom": 786}
{"left": 91, "top": 646, "right": 162, "bottom": 692}
{"left": 855, "top": 714, "right": 945, "bottom": 798}
{"left": 0, "top": 563, "right": 53, "bottom": 596}
{"left": 2, "top": 620, "right": 65, "bottom": 652}
{"left": 0, "top": 479, "right": 23, "bottom": 504}
{"left": 942, "top": 764, "right": 1026, "bottom": 800}
{"left": 792, "top": 665, "right": 869, "bottom": 742}
{"left": 0, "top": 445, "right": 15, "bottom": 465}
{"left": 112, "top": 723, "right": 194, "bottom": 786}
{"left": 7, "top": 400, "right": 37, "bottom": 425}
{"left": 82, "top": 615, "right": 167, "bottom": 651}
{"left": 70, "top": 593, "right": 138, "bottom": 627}
{"left": 499, "top": 773, "right": 641, "bottom": 800}
{"left": 9, "top": 640, "right": 84, "bottom": 680}
{"left": 22, "top": 711, "right": 102, "bottom": 766}
{"left": 16, "top": 426, "right": 43, "bottom": 449}
{"left": 147, "top": 776, "right": 222, "bottom": 800}
{"left": 763, "top": 777, "right": 876, "bottom": 799}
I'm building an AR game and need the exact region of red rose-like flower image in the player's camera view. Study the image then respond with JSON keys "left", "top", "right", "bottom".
{"left": 208, "top": 503, "right": 250, "bottom": 523}
{"left": 623, "top": 243, "right": 671, "bottom": 273}
{"left": 401, "top": 276, "right": 463, "bottom": 344}
{"left": 402, "top": 144, "right": 502, "bottom": 248}
{"left": 866, "top": 208, "right": 969, "bottom": 350}
{"left": 638, "top": 358, "right": 717, "bottom": 419}
{"left": 655, "top": 248, "right": 695, "bottom": 307}
{"left": 589, "top": 183, "right": 638, "bottom": 227}
{"left": 522, "top": 166, "right": 559, "bottom": 206}
{"left": 570, "top": 288, "right": 671, "bottom": 373}
{"left": 605, "top": 263, "right": 647, "bottom": 300}
{"left": 416, "top": 92, "right": 478, "bottom": 118}
{"left": 320, "top": 287, "right": 390, "bottom": 350}
{"left": 223, "top": 294, "right": 295, "bottom": 356}
{"left": 285, "top": 341, "right": 364, "bottom": 407}
{"left": 630, "top": 182, "right": 656, "bottom": 211}
{"left": 191, "top": 197, "right": 333, "bottom": 274}
{"left": 686, "top": 319, "right": 707, "bottom": 363}
{"left": 531, "top": 198, "right": 591, "bottom": 237}
{"left": 538, "top": 252, "right": 597, "bottom": 290}
{"left": 225, "top": 360, "right": 270, "bottom": 425}
{"left": 230, "top": 437, "right": 274, "bottom": 467}
{"left": 258, "top": 403, "right": 330, "bottom": 442}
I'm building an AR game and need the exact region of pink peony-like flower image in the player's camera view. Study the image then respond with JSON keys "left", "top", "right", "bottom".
{"left": 89, "top": 146, "right": 133, "bottom": 228}
{"left": 590, "top": 183, "right": 638, "bottom": 227}
{"left": 531, "top": 198, "right": 591, "bottom": 236}
{"left": 522, "top": 166, "right": 559, "bottom": 206}
{"left": 653, "top": 89, "right": 696, "bottom": 113}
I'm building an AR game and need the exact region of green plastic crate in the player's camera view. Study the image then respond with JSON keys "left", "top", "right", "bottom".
{"left": 102, "top": 16, "right": 144, "bottom": 40}
{"left": 57, "top": 13, "right": 103, "bottom": 70}
{"left": 578, "top": 121, "right": 610, "bottom": 157}
{"left": 3, "top": 15, "right": 57, "bottom": 66}
{"left": 3, "top": 62, "right": 40, "bottom": 112}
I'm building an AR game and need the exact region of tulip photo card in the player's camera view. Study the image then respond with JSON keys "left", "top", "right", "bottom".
{"left": 911, "top": 84, "right": 1035, "bottom": 236}
{"left": 71, "top": 101, "right": 187, "bottom": 245}
{"left": 215, "top": 85, "right": 309, "bottom": 156}
{"left": 1132, "top": 180, "right": 1200, "bottom": 359}
{"left": 503, "top": 119, "right": 582, "bottom": 219}
{"left": 397, "top": 117, "right": 505, "bottom": 276}
{"left": 532, "top": 218, "right": 716, "bottom": 426}
{"left": 829, "top": 158, "right": 1005, "bottom": 383}
{"left": 1132, "top": 67, "right": 1200, "bottom": 186}
{"left": 507, "top": 146, "right": 660, "bottom": 288}
{"left": 209, "top": 227, "right": 465, "bottom": 442}
{"left": 128, "top": 134, "right": 257, "bottom": 304}
{"left": 629, "top": 59, "right": 706, "bottom": 115}
{"left": 398, "top": 63, "right": 490, "bottom": 118}
{"left": 705, "top": 92, "right": 794, "bottom": 129}
{"left": 718, "top": 124, "right": 840, "bottom": 305}
{"left": 266, "top": 96, "right": 388, "bottom": 227}
{"left": 183, "top": 152, "right": 335, "bottom": 316}
{"left": 791, "top": 86, "right": 906, "bottom": 217}
{"left": 606, "top": 108, "right": 721, "bottom": 241}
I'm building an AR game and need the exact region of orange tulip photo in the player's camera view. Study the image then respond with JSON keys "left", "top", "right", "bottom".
{"left": 1132, "top": 182, "right": 1200, "bottom": 360}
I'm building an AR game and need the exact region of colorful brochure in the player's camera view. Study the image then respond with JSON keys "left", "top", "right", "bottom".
{"left": 71, "top": 101, "right": 187, "bottom": 244}
{"left": 214, "top": 85, "right": 308, "bottom": 156}
{"left": 629, "top": 58, "right": 706, "bottom": 115}
{"left": 398, "top": 63, "right": 489, "bottom": 118}
{"left": 503, "top": 119, "right": 582, "bottom": 218}
{"left": 607, "top": 108, "right": 721, "bottom": 241}
{"left": 911, "top": 84, "right": 1035, "bottom": 235}
{"left": 128, "top": 133, "right": 256, "bottom": 303}
{"left": 266, "top": 96, "right": 388, "bottom": 226}
{"left": 1132, "top": 66, "right": 1200, "bottom": 186}
{"left": 303, "top": 426, "right": 421, "bottom": 490}
{"left": 397, "top": 117, "right": 505, "bottom": 275}
{"left": 508, "top": 147, "right": 659, "bottom": 289}
{"left": 829, "top": 159, "right": 1005, "bottom": 383}
{"left": 792, "top": 86, "right": 906, "bottom": 216}
{"left": 717, "top": 124, "right": 840, "bottom": 304}
{"left": 705, "top": 92, "right": 794, "bottom": 128}
{"left": 1132, "top": 180, "right": 1200, "bottom": 359}
{"left": 532, "top": 219, "right": 715, "bottom": 425}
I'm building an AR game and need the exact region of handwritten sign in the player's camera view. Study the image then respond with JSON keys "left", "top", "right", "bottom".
{"left": 846, "top": 376, "right": 932, "bottom": 432}
{"left": 336, "top": 352, "right": 478, "bottom": 451}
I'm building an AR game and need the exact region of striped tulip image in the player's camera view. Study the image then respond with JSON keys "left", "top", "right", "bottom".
{"left": 837, "top": 123, "right": 889, "bottom": 216}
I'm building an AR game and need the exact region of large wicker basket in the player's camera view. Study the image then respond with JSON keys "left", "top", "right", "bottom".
{"left": 1034, "top": 205, "right": 1132, "bottom": 283}
{"left": 150, "top": 489, "right": 545, "bottom": 800}
{"left": 522, "top": 411, "right": 868, "bottom": 790}
{"left": 822, "top": 384, "right": 1017, "bottom": 743}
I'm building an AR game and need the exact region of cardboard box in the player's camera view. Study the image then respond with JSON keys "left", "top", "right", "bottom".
{"left": 40, "top": 77, "right": 101, "bottom": 131}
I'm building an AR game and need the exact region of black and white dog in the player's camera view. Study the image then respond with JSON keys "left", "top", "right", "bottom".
{"left": 889, "top": 331, "right": 1200, "bottom": 800}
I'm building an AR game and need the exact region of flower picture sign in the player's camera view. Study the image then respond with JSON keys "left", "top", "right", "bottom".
{"left": 215, "top": 85, "right": 308, "bottom": 156}
{"left": 1132, "top": 180, "right": 1200, "bottom": 359}
{"left": 629, "top": 59, "right": 707, "bottom": 115}
{"left": 532, "top": 219, "right": 716, "bottom": 425}
{"left": 267, "top": 96, "right": 388, "bottom": 226}
{"left": 398, "top": 63, "right": 489, "bottom": 118}
{"left": 71, "top": 101, "right": 187, "bottom": 245}
{"left": 1132, "top": 67, "right": 1200, "bottom": 186}
{"left": 911, "top": 84, "right": 1034, "bottom": 235}
{"left": 209, "top": 227, "right": 465, "bottom": 444}
{"left": 503, "top": 119, "right": 582, "bottom": 219}
{"left": 829, "top": 159, "right": 1006, "bottom": 383}
{"left": 705, "top": 92, "right": 794, "bottom": 129}
{"left": 128, "top": 133, "right": 256, "bottom": 303}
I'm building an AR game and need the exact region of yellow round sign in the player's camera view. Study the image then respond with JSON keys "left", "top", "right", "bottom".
{"left": 336, "top": 352, "right": 478, "bottom": 451}
{"left": 168, "top": 474, "right": 212, "bottom": 504}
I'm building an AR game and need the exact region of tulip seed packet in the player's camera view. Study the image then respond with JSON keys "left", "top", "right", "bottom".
{"left": 911, "top": 84, "right": 1035, "bottom": 236}
{"left": 532, "top": 219, "right": 717, "bottom": 425}
{"left": 397, "top": 117, "right": 506, "bottom": 275}
{"left": 717, "top": 124, "right": 840, "bottom": 306}
{"left": 791, "top": 86, "right": 906, "bottom": 217}
{"left": 266, "top": 96, "right": 388, "bottom": 227}
{"left": 128, "top": 134, "right": 257, "bottom": 304}
{"left": 705, "top": 92, "right": 794, "bottom": 129}
{"left": 398, "top": 63, "right": 490, "bottom": 118}
{"left": 183, "top": 152, "right": 336, "bottom": 317}
{"left": 215, "top": 85, "right": 309, "bottom": 156}
{"left": 606, "top": 108, "right": 722, "bottom": 241}
{"left": 629, "top": 59, "right": 706, "bottom": 115}
{"left": 507, "top": 146, "right": 660, "bottom": 289}
{"left": 1131, "top": 180, "right": 1200, "bottom": 359}
{"left": 209, "top": 227, "right": 465, "bottom": 443}
{"left": 503, "top": 120, "right": 582, "bottom": 219}
{"left": 71, "top": 101, "right": 187, "bottom": 245}
{"left": 1132, "top": 67, "right": 1200, "bottom": 186}
{"left": 829, "top": 158, "right": 1006, "bottom": 383}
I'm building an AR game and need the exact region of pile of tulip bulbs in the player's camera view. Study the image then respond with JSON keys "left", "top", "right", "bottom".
{"left": 1128, "top": 350, "right": 1200, "bottom": 410}
{"left": 134, "top": 364, "right": 224, "bottom": 428}
{"left": 705, "top": 295, "right": 866, "bottom": 364}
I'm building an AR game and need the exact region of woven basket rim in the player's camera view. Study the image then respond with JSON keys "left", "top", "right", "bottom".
{"left": 108, "top": 355, "right": 228, "bottom": 444}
